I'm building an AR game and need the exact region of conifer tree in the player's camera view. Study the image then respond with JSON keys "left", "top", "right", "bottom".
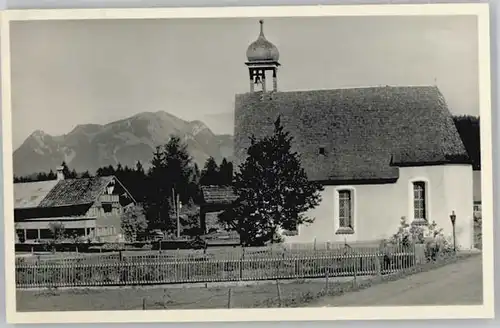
{"left": 145, "top": 137, "right": 195, "bottom": 233}
{"left": 47, "top": 170, "right": 57, "bottom": 180}
{"left": 135, "top": 161, "right": 145, "bottom": 175}
{"left": 219, "top": 116, "right": 323, "bottom": 246}
{"left": 145, "top": 146, "right": 169, "bottom": 230}
{"left": 453, "top": 115, "right": 480, "bottom": 170}
{"left": 218, "top": 158, "right": 233, "bottom": 186}
{"left": 81, "top": 171, "right": 91, "bottom": 178}
{"left": 200, "top": 157, "right": 219, "bottom": 186}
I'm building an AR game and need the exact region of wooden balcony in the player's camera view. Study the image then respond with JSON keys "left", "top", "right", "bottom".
{"left": 100, "top": 194, "right": 119, "bottom": 203}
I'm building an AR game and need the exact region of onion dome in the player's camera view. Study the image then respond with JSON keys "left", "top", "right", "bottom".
{"left": 246, "top": 20, "right": 280, "bottom": 62}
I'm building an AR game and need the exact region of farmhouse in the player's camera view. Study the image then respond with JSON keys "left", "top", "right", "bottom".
{"left": 14, "top": 166, "right": 136, "bottom": 243}
{"left": 233, "top": 20, "right": 475, "bottom": 249}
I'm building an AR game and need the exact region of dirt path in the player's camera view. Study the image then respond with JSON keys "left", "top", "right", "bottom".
{"left": 308, "top": 254, "right": 483, "bottom": 307}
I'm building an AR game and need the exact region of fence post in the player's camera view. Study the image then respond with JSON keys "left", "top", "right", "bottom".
{"left": 325, "top": 269, "right": 329, "bottom": 294}
{"left": 353, "top": 255, "right": 357, "bottom": 287}
{"left": 375, "top": 254, "right": 381, "bottom": 277}
{"left": 239, "top": 254, "right": 243, "bottom": 281}
{"left": 276, "top": 279, "right": 282, "bottom": 307}
{"left": 227, "top": 288, "right": 233, "bottom": 309}
{"left": 413, "top": 242, "right": 417, "bottom": 267}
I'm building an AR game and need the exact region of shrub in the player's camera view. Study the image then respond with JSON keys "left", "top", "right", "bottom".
{"left": 423, "top": 221, "right": 455, "bottom": 261}
{"left": 101, "top": 243, "right": 125, "bottom": 251}
{"left": 388, "top": 216, "right": 425, "bottom": 247}
{"left": 474, "top": 216, "right": 482, "bottom": 249}
{"left": 48, "top": 222, "right": 66, "bottom": 241}
{"left": 142, "top": 242, "right": 153, "bottom": 250}
{"left": 383, "top": 216, "right": 455, "bottom": 263}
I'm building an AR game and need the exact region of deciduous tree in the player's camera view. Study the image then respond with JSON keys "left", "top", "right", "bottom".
{"left": 121, "top": 205, "right": 148, "bottom": 242}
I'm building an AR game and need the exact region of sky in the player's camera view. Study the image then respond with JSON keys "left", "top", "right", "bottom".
{"left": 10, "top": 15, "right": 479, "bottom": 149}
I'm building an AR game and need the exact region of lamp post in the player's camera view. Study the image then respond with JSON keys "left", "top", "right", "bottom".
{"left": 449, "top": 211, "right": 457, "bottom": 253}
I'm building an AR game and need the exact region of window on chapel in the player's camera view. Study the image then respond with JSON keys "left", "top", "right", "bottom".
{"left": 413, "top": 181, "right": 427, "bottom": 221}
{"left": 338, "top": 190, "right": 353, "bottom": 229}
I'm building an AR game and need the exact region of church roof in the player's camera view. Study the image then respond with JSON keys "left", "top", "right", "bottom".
{"left": 234, "top": 85, "right": 470, "bottom": 184}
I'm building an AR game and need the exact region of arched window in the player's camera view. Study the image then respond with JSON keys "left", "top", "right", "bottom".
{"left": 413, "top": 181, "right": 427, "bottom": 221}
{"left": 338, "top": 189, "right": 354, "bottom": 229}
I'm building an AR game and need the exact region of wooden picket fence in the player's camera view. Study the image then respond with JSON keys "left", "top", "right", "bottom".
{"left": 16, "top": 245, "right": 416, "bottom": 288}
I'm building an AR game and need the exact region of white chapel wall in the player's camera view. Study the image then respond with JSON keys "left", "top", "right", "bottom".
{"left": 285, "top": 164, "right": 474, "bottom": 249}
{"left": 442, "top": 164, "right": 474, "bottom": 249}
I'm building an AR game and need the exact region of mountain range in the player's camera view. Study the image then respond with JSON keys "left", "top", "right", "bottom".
{"left": 13, "top": 111, "right": 234, "bottom": 177}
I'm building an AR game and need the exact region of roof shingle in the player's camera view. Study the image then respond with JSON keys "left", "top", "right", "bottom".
{"left": 38, "top": 176, "right": 114, "bottom": 208}
{"left": 201, "top": 185, "right": 237, "bottom": 205}
{"left": 234, "top": 86, "right": 469, "bottom": 183}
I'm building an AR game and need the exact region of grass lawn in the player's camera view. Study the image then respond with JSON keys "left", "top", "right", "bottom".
{"left": 16, "top": 276, "right": 370, "bottom": 311}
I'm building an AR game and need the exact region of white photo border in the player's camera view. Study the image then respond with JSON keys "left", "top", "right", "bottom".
{"left": 0, "top": 3, "right": 494, "bottom": 324}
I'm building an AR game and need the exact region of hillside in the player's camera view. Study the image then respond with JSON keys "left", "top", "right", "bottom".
{"left": 13, "top": 111, "right": 234, "bottom": 176}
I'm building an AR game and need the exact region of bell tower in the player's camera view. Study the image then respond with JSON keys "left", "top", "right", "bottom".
{"left": 245, "top": 20, "right": 280, "bottom": 92}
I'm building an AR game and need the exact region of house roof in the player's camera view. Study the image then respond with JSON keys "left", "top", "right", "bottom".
{"left": 14, "top": 180, "right": 59, "bottom": 209}
{"left": 234, "top": 86, "right": 470, "bottom": 183}
{"left": 38, "top": 176, "right": 115, "bottom": 208}
{"left": 14, "top": 175, "right": 136, "bottom": 211}
{"left": 200, "top": 185, "right": 237, "bottom": 205}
